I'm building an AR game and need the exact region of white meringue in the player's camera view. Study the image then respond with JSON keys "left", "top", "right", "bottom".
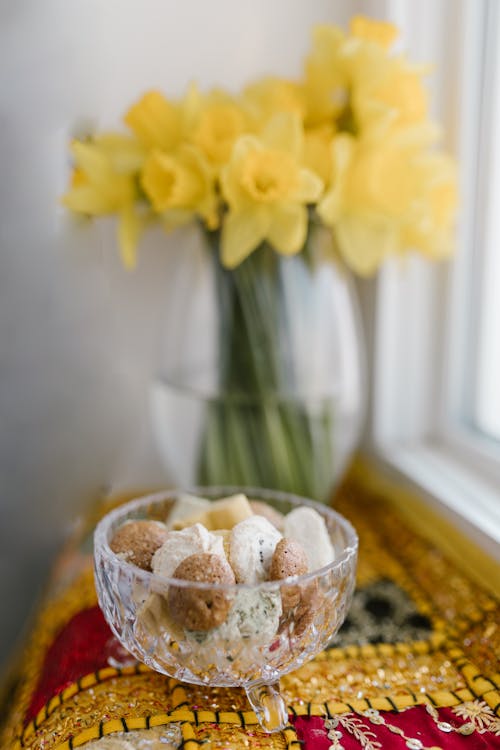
{"left": 229, "top": 515, "right": 282, "bottom": 584}
{"left": 152, "top": 522, "right": 225, "bottom": 579}
{"left": 284, "top": 506, "right": 335, "bottom": 571}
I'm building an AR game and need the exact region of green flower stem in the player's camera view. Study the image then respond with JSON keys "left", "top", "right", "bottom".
{"left": 197, "top": 228, "right": 335, "bottom": 501}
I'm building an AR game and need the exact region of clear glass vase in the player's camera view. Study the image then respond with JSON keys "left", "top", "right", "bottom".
{"left": 151, "top": 220, "right": 365, "bottom": 502}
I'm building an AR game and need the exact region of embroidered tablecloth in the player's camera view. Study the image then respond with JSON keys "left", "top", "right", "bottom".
{"left": 1, "top": 467, "right": 499, "bottom": 749}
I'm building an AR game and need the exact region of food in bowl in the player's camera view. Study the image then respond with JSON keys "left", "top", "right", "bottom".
{"left": 94, "top": 488, "right": 357, "bottom": 732}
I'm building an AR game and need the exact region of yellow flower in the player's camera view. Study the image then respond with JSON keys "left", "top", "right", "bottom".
{"left": 317, "top": 122, "right": 450, "bottom": 274}
{"left": 402, "top": 153, "right": 457, "bottom": 259}
{"left": 303, "top": 124, "right": 335, "bottom": 186}
{"left": 62, "top": 17, "right": 456, "bottom": 275}
{"left": 243, "top": 76, "right": 306, "bottom": 125}
{"left": 370, "top": 60, "right": 428, "bottom": 126}
{"left": 63, "top": 140, "right": 134, "bottom": 214}
{"left": 351, "top": 55, "right": 430, "bottom": 130}
{"left": 141, "top": 144, "right": 219, "bottom": 229}
{"left": 220, "top": 114, "right": 323, "bottom": 267}
{"left": 93, "top": 132, "right": 147, "bottom": 173}
{"left": 62, "top": 139, "right": 144, "bottom": 268}
{"left": 304, "top": 19, "right": 429, "bottom": 133}
{"left": 303, "top": 25, "right": 347, "bottom": 127}
{"left": 124, "top": 90, "right": 181, "bottom": 151}
{"left": 192, "top": 94, "right": 247, "bottom": 168}
{"left": 349, "top": 15, "right": 398, "bottom": 49}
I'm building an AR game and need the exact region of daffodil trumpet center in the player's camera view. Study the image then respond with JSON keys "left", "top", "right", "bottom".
{"left": 241, "top": 151, "right": 297, "bottom": 203}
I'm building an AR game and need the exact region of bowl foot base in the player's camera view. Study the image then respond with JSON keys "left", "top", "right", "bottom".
{"left": 245, "top": 680, "right": 288, "bottom": 733}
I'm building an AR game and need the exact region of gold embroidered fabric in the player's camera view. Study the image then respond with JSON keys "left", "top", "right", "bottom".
{"left": 1, "top": 465, "right": 499, "bottom": 750}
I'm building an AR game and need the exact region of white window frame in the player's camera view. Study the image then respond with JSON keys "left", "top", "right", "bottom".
{"left": 359, "top": 0, "right": 500, "bottom": 560}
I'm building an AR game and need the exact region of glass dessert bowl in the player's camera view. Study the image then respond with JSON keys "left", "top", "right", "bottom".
{"left": 94, "top": 487, "right": 358, "bottom": 733}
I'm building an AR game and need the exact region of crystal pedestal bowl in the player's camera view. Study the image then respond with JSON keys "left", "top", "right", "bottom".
{"left": 94, "top": 488, "right": 358, "bottom": 733}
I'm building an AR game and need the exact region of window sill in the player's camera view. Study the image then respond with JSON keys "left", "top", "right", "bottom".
{"left": 374, "top": 441, "right": 500, "bottom": 563}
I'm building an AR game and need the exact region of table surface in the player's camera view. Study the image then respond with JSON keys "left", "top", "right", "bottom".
{"left": 1, "top": 466, "right": 499, "bottom": 749}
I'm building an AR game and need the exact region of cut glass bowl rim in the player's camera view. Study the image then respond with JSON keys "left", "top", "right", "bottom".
{"left": 94, "top": 486, "right": 358, "bottom": 593}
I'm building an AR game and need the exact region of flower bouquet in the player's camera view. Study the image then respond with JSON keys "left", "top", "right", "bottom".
{"left": 63, "top": 16, "right": 456, "bottom": 500}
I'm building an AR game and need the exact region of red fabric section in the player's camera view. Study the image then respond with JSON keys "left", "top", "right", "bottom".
{"left": 23, "top": 601, "right": 500, "bottom": 748}
{"left": 293, "top": 716, "right": 332, "bottom": 750}
{"left": 25, "top": 605, "right": 126, "bottom": 723}
{"left": 293, "top": 706, "right": 500, "bottom": 749}
{"left": 379, "top": 707, "right": 497, "bottom": 748}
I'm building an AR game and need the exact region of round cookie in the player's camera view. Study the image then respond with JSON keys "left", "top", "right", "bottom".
{"left": 168, "top": 553, "right": 235, "bottom": 631}
{"left": 270, "top": 538, "right": 309, "bottom": 612}
{"left": 249, "top": 500, "right": 285, "bottom": 531}
{"left": 270, "top": 538, "right": 309, "bottom": 579}
{"left": 110, "top": 520, "right": 169, "bottom": 571}
{"left": 294, "top": 581, "right": 322, "bottom": 637}
{"left": 277, "top": 580, "right": 321, "bottom": 637}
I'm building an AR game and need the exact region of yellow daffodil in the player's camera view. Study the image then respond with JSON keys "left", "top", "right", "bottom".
{"left": 92, "top": 132, "right": 147, "bottom": 173}
{"left": 63, "top": 140, "right": 134, "bottom": 214}
{"left": 350, "top": 54, "right": 430, "bottom": 130}
{"left": 62, "top": 139, "right": 144, "bottom": 268}
{"left": 304, "top": 17, "right": 429, "bottom": 134}
{"left": 349, "top": 15, "right": 398, "bottom": 49}
{"left": 62, "top": 16, "right": 457, "bottom": 275}
{"left": 192, "top": 93, "right": 248, "bottom": 169}
{"left": 317, "top": 122, "right": 446, "bottom": 274}
{"left": 220, "top": 114, "right": 323, "bottom": 267}
{"left": 367, "top": 59, "right": 429, "bottom": 127}
{"left": 124, "top": 90, "right": 182, "bottom": 151}
{"left": 316, "top": 134, "right": 387, "bottom": 274}
{"left": 243, "top": 76, "right": 306, "bottom": 125}
{"left": 402, "top": 153, "right": 457, "bottom": 259}
{"left": 303, "top": 124, "right": 335, "bottom": 186}
{"left": 141, "top": 144, "right": 219, "bottom": 230}
{"left": 303, "top": 25, "right": 347, "bottom": 127}
{"left": 346, "top": 17, "right": 426, "bottom": 130}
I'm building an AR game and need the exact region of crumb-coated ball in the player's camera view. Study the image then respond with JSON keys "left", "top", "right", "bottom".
{"left": 270, "top": 538, "right": 309, "bottom": 613}
{"left": 249, "top": 500, "right": 285, "bottom": 531}
{"left": 110, "top": 520, "right": 169, "bottom": 571}
{"left": 168, "top": 553, "right": 235, "bottom": 631}
{"left": 270, "top": 538, "right": 309, "bottom": 579}
{"left": 294, "top": 581, "right": 322, "bottom": 636}
{"left": 278, "top": 580, "right": 322, "bottom": 637}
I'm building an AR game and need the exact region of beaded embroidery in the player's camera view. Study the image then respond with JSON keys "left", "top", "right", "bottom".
{"left": 1, "top": 473, "right": 499, "bottom": 750}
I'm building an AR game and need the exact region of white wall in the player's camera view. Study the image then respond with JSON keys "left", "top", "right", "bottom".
{"left": 0, "top": 0, "right": 357, "bottom": 671}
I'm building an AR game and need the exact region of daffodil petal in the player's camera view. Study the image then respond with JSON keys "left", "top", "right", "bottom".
{"left": 317, "top": 134, "right": 354, "bottom": 225}
{"left": 317, "top": 188, "right": 341, "bottom": 226}
{"left": 220, "top": 136, "right": 262, "bottom": 209}
{"left": 243, "top": 76, "right": 306, "bottom": 124}
{"left": 332, "top": 133, "right": 356, "bottom": 171}
{"left": 118, "top": 205, "right": 141, "bottom": 270}
{"left": 350, "top": 15, "right": 398, "bottom": 49}
{"left": 261, "top": 112, "right": 302, "bottom": 156}
{"left": 94, "top": 133, "right": 146, "bottom": 173}
{"left": 181, "top": 80, "right": 203, "bottom": 130}
{"left": 292, "top": 168, "right": 324, "bottom": 203}
{"left": 61, "top": 185, "right": 115, "bottom": 215}
{"left": 229, "top": 135, "right": 263, "bottom": 163}
{"left": 221, "top": 209, "right": 268, "bottom": 268}
{"left": 336, "top": 215, "right": 399, "bottom": 275}
{"left": 267, "top": 203, "right": 307, "bottom": 255}
{"left": 124, "top": 90, "right": 180, "bottom": 151}
{"left": 70, "top": 141, "right": 109, "bottom": 183}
